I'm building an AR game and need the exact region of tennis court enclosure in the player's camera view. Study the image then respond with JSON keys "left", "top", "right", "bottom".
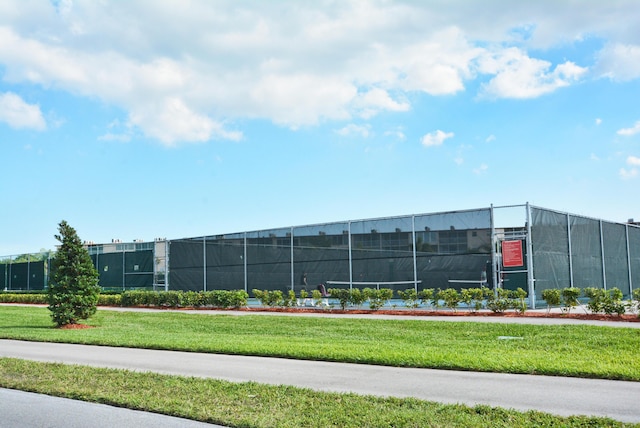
{"left": 2, "top": 204, "right": 639, "bottom": 308}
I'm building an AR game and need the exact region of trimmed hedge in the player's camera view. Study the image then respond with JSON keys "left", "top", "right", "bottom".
{"left": 120, "top": 290, "right": 248, "bottom": 308}
{"left": 0, "top": 293, "right": 121, "bottom": 306}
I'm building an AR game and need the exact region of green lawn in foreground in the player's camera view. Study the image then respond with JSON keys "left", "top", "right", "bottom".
{"left": 0, "top": 358, "right": 635, "bottom": 428}
{"left": 1, "top": 306, "right": 639, "bottom": 381}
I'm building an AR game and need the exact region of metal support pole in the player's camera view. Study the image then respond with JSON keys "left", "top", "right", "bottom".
{"left": 122, "top": 250, "right": 126, "bottom": 291}
{"left": 526, "top": 203, "right": 536, "bottom": 309}
{"left": 626, "top": 225, "right": 633, "bottom": 296}
{"left": 490, "top": 204, "right": 497, "bottom": 292}
{"left": 27, "top": 254, "right": 31, "bottom": 291}
{"left": 165, "top": 240, "right": 170, "bottom": 292}
{"left": 567, "top": 213, "right": 574, "bottom": 288}
{"left": 290, "top": 227, "right": 294, "bottom": 292}
{"left": 411, "top": 215, "right": 418, "bottom": 292}
{"left": 243, "top": 233, "right": 248, "bottom": 293}
{"left": 348, "top": 221, "right": 353, "bottom": 290}
{"left": 600, "top": 220, "right": 607, "bottom": 290}
{"left": 203, "top": 236, "right": 207, "bottom": 292}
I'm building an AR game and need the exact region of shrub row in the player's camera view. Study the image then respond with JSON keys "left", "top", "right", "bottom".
{"left": 0, "top": 290, "right": 248, "bottom": 309}
{"left": 252, "top": 287, "right": 528, "bottom": 313}
{"left": 0, "top": 292, "right": 121, "bottom": 307}
{"left": 543, "top": 287, "right": 640, "bottom": 315}
{"left": 120, "top": 290, "right": 249, "bottom": 308}
{"left": 392, "top": 287, "right": 527, "bottom": 313}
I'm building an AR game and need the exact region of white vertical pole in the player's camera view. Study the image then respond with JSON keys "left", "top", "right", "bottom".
{"left": 567, "top": 213, "right": 574, "bottom": 288}
{"left": 348, "top": 221, "right": 353, "bottom": 290}
{"left": 626, "top": 225, "right": 633, "bottom": 295}
{"left": 243, "top": 233, "right": 248, "bottom": 293}
{"left": 526, "top": 203, "right": 536, "bottom": 309}
{"left": 600, "top": 220, "right": 607, "bottom": 290}
{"left": 412, "top": 215, "right": 418, "bottom": 292}
{"left": 490, "top": 204, "right": 497, "bottom": 292}
{"left": 164, "top": 240, "right": 169, "bottom": 292}
{"left": 290, "top": 227, "right": 294, "bottom": 292}
{"left": 27, "top": 254, "right": 31, "bottom": 291}
{"left": 203, "top": 236, "right": 207, "bottom": 292}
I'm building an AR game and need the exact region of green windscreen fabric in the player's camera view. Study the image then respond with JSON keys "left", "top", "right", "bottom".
{"left": 629, "top": 225, "right": 640, "bottom": 294}
{"left": 125, "top": 250, "right": 154, "bottom": 288}
{"left": 169, "top": 240, "right": 204, "bottom": 291}
{"left": 0, "top": 264, "right": 7, "bottom": 289}
{"left": 570, "top": 215, "right": 604, "bottom": 290}
{"left": 602, "top": 221, "right": 630, "bottom": 296}
{"left": 93, "top": 252, "right": 124, "bottom": 289}
{"left": 531, "top": 208, "right": 571, "bottom": 299}
{"left": 206, "top": 240, "right": 244, "bottom": 291}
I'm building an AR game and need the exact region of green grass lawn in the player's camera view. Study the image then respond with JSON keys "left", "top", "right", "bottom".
{"left": 1, "top": 306, "right": 639, "bottom": 381}
{"left": 0, "top": 358, "right": 635, "bottom": 428}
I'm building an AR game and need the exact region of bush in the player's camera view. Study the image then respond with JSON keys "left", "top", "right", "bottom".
{"left": 329, "top": 288, "right": 350, "bottom": 310}
{"left": 561, "top": 288, "right": 581, "bottom": 314}
{"left": 486, "top": 288, "right": 511, "bottom": 313}
{"left": 542, "top": 289, "right": 561, "bottom": 314}
{"left": 418, "top": 289, "right": 435, "bottom": 310}
{"left": 585, "top": 287, "right": 627, "bottom": 316}
{"left": 349, "top": 288, "right": 367, "bottom": 308}
{"left": 98, "top": 294, "right": 121, "bottom": 306}
{"left": 511, "top": 288, "right": 528, "bottom": 314}
{"left": 437, "top": 288, "right": 460, "bottom": 312}
{"left": 397, "top": 288, "right": 420, "bottom": 309}
{"left": 0, "top": 293, "right": 47, "bottom": 304}
{"left": 252, "top": 289, "right": 283, "bottom": 307}
{"left": 364, "top": 288, "right": 393, "bottom": 310}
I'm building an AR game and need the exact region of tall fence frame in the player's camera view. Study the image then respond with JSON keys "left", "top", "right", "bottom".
{"left": 3, "top": 204, "right": 639, "bottom": 309}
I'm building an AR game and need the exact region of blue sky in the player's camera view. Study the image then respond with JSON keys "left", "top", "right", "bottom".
{"left": 2, "top": 0, "right": 640, "bottom": 255}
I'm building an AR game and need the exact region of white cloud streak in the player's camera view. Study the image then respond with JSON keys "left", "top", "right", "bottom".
{"left": 421, "top": 130, "right": 454, "bottom": 147}
{"left": 0, "top": 92, "right": 46, "bottom": 130}
{"left": 596, "top": 43, "right": 640, "bottom": 81}
{"left": 617, "top": 121, "right": 640, "bottom": 136}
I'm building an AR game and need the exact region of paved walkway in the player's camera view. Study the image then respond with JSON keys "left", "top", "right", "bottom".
{"left": 2, "top": 338, "right": 640, "bottom": 424}
{"left": 0, "top": 387, "right": 223, "bottom": 428}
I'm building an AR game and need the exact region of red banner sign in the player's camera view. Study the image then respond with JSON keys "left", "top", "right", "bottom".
{"left": 502, "top": 240, "right": 524, "bottom": 268}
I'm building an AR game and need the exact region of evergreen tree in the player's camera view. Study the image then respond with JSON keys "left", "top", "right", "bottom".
{"left": 47, "top": 220, "right": 100, "bottom": 327}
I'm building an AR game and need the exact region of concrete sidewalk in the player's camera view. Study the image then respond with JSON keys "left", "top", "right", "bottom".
{"left": 0, "top": 387, "right": 223, "bottom": 428}
{"left": 2, "top": 339, "right": 639, "bottom": 424}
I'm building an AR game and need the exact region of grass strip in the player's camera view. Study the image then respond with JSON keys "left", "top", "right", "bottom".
{"left": 0, "top": 358, "right": 635, "bottom": 428}
{"left": 1, "top": 306, "right": 639, "bottom": 381}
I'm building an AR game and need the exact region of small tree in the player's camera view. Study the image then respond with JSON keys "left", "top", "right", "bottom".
{"left": 47, "top": 220, "right": 100, "bottom": 327}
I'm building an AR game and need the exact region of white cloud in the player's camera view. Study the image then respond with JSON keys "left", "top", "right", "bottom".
{"left": 0, "top": 1, "right": 635, "bottom": 145}
{"left": 384, "top": 129, "right": 406, "bottom": 141}
{"left": 628, "top": 156, "right": 640, "bottom": 166}
{"left": 617, "top": 121, "right": 640, "bottom": 136}
{"left": 0, "top": 92, "right": 46, "bottom": 130}
{"left": 473, "top": 164, "right": 488, "bottom": 174}
{"left": 596, "top": 43, "right": 640, "bottom": 81}
{"left": 335, "top": 124, "right": 371, "bottom": 138}
{"left": 485, "top": 134, "right": 496, "bottom": 142}
{"left": 98, "top": 133, "right": 131, "bottom": 143}
{"left": 478, "top": 48, "right": 587, "bottom": 99}
{"left": 595, "top": 118, "right": 602, "bottom": 126}
{"left": 354, "top": 88, "right": 410, "bottom": 119}
{"left": 421, "top": 130, "right": 454, "bottom": 147}
{"left": 619, "top": 168, "right": 638, "bottom": 179}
